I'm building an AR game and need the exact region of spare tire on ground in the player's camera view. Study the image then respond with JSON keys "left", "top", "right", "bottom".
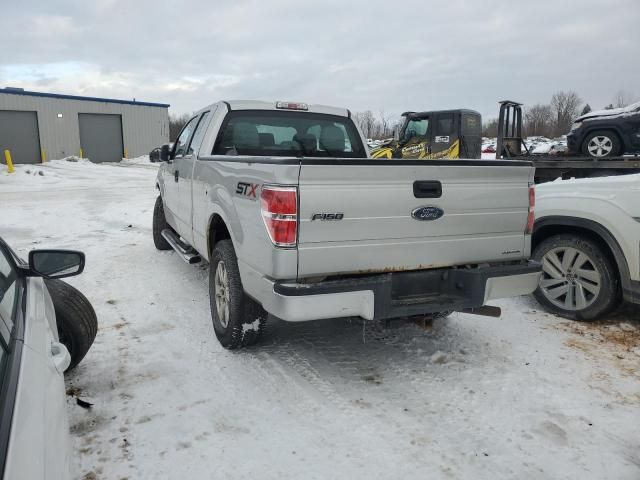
{"left": 44, "top": 278, "right": 98, "bottom": 371}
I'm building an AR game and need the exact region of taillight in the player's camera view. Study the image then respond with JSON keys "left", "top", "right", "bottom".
{"left": 526, "top": 184, "right": 535, "bottom": 234}
{"left": 261, "top": 185, "right": 298, "bottom": 247}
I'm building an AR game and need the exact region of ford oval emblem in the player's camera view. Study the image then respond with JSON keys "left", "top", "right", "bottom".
{"left": 411, "top": 206, "right": 444, "bottom": 221}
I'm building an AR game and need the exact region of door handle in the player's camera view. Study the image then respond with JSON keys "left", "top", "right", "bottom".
{"left": 174, "top": 170, "right": 179, "bottom": 182}
{"left": 413, "top": 180, "right": 442, "bottom": 198}
{"left": 51, "top": 341, "right": 71, "bottom": 373}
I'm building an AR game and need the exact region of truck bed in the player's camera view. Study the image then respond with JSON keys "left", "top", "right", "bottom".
{"left": 196, "top": 156, "right": 535, "bottom": 281}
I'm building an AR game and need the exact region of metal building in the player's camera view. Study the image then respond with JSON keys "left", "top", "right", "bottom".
{"left": 0, "top": 87, "right": 169, "bottom": 164}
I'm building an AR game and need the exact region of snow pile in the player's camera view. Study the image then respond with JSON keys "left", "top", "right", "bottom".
{"left": 57, "top": 156, "right": 89, "bottom": 163}
{"left": 120, "top": 155, "right": 158, "bottom": 167}
{"left": 0, "top": 156, "right": 156, "bottom": 193}
{"left": 481, "top": 136, "right": 568, "bottom": 158}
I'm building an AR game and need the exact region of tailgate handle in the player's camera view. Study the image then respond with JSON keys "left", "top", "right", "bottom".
{"left": 413, "top": 181, "right": 442, "bottom": 198}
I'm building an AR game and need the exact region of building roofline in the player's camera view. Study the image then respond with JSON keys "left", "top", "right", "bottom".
{"left": 0, "top": 88, "right": 170, "bottom": 108}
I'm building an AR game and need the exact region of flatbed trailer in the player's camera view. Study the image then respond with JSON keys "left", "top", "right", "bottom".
{"left": 517, "top": 155, "right": 640, "bottom": 183}
{"left": 495, "top": 100, "right": 640, "bottom": 183}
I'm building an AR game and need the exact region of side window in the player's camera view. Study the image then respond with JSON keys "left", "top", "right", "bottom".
{"left": 404, "top": 118, "right": 429, "bottom": 140}
{"left": 187, "top": 111, "right": 211, "bottom": 156}
{"left": 173, "top": 117, "right": 198, "bottom": 158}
{"left": 0, "top": 248, "right": 18, "bottom": 335}
{"left": 436, "top": 115, "right": 454, "bottom": 136}
{"left": 462, "top": 114, "right": 481, "bottom": 136}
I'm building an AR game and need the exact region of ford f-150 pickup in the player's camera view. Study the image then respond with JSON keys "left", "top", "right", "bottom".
{"left": 153, "top": 100, "right": 541, "bottom": 349}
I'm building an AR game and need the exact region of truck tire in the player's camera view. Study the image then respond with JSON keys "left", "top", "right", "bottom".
{"left": 209, "top": 240, "right": 267, "bottom": 349}
{"left": 581, "top": 130, "right": 621, "bottom": 158}
{"left": 532, "top": 234, "right": 620, "bottom": 321}
{"left": 44, "top": 278, "right": 98, "bottom": 371}
{"left": 153, "top": 195, "right": 172, "bottom": 250}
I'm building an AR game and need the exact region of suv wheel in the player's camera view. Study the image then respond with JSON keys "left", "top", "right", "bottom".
{"left": 582, "top": 130, "right": 621, "bottom": 158}
{"left": 209, "top": 240, "right": 267, "bottom": 349}
{"left": 532, "top": 234, "right": 620, "bottom": 321}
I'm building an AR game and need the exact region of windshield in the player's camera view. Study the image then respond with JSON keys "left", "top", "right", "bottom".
{"left": 212, "top": 110, "right": 366, "bottom": 158}
{"left": 402, "top": 117, "right": 429, "bottom": 140}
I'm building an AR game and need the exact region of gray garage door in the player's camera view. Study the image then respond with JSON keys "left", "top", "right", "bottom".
{"left": 0, "top": 110, "right": 42, "bottom": 164}
{"left": 78, "top": 113, "right": 124, "bottom": 163}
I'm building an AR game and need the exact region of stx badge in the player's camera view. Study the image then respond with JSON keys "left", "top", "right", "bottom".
{"left": 236, "top": 182, "right": 259, "bottom": 199}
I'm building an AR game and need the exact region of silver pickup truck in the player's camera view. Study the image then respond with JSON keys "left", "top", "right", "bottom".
{"left": 154, "top": 100, "right": 541, "bottom": 349}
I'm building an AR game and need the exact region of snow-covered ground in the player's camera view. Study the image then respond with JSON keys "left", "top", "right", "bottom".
{"left": 1, "top": 160, "right": 639, "bottom": 479}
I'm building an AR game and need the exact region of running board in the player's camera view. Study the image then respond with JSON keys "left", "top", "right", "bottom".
{"left": 161, "top": 229, "right": 201, "bottom": 264}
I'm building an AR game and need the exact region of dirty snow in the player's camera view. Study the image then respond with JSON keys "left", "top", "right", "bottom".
{"left": 1, "top": 159, "right": 639, "bottom": 479}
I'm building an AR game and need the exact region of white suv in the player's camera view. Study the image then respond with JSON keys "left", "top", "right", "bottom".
{"left": 532, "top": 174, "right": 640, "bottom": 320}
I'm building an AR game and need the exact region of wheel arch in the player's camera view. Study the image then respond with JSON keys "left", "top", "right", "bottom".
{"left": 580, "top": 126, "right": 625, "bottom": 152}
{"left": 207, "top": 213, "right": 232, "bottom": 256}
{"left": 533, "top": 216, "right": 631, "bottom": 296}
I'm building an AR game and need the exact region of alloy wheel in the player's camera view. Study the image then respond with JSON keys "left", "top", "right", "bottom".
{"left": 587, "top": 136, "right": 613, "bottom": 157}
{"left": 214, "top": 260, "right": 230, "bottom": 328}
{"left": 540, "top": 246, "right": 601, "bottom": 311}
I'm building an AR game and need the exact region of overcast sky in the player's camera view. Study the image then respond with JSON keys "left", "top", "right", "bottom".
{"left": 2, "top": 0, "right": 639, "bottom": 120}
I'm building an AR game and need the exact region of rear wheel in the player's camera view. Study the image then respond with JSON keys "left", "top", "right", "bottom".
{"left": 581, "top": 130, "right": 621, "bottom": 158}
{"left": 532, "top": 234, "right": 620, "bottom": 321}
{"left": 209, "top": 240, "right": 267, "bottom": 349}
{"left": 45, "top": 279, "right": 98, "bottom": 371}
{"left": 153, "top": 195, "right": 171, "bottom": 250}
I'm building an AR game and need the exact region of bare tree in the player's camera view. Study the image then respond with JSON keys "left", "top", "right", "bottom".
{"left": 524, "top": 104, "right": 553, "bottom": 137}
{"left": 378, "top": 109, "right": 393, "bottom": 138}
{"left": 169, "top": 113, "right": 191, "bottom": 141}
{"left": 353, "top": 110, "right": 379, "bottom": 139}
{"left": 482, "top": 119, "right": 499, "bottom": 137}
{"left": 551, "top": 91, "right": 582, "bottom": 136}
{"left": 613, "top": 90, "right": 637, "bottom": 108}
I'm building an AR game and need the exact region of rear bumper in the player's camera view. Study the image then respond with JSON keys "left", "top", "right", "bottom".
{"left": 263, "top": 261, "right": 541, "bottom": 322}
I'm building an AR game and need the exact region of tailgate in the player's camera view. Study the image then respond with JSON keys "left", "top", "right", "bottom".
{"left": 297, "top": 161, "right": 534, "bottom": 278}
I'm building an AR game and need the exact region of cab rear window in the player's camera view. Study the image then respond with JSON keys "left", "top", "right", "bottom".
{"left": 212, "top": 110, "right": 366, "bottom": 158}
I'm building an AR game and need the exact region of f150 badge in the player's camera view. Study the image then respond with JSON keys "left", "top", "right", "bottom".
{"left": 311, "top": 213, "right": 344, "bottom": 221}
{"left": 411, "top": 206, "right": 444, "bottom": 221}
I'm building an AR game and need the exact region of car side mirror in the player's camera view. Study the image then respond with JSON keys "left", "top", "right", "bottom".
{"left": 149, "top": 148, "right": 160, "bottom": 162}
{"left": 160, "top": 144, "right": 172, "bottom": 162}
{"left": 28, "top": 250, "right": 85, "bottom": 279}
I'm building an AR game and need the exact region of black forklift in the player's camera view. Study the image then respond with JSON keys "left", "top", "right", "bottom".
{"left": 495, "top": 100, "right": 640, "bottom": 183}
{"left": 371, "top": 109, "right": 482, "bottom": 159}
